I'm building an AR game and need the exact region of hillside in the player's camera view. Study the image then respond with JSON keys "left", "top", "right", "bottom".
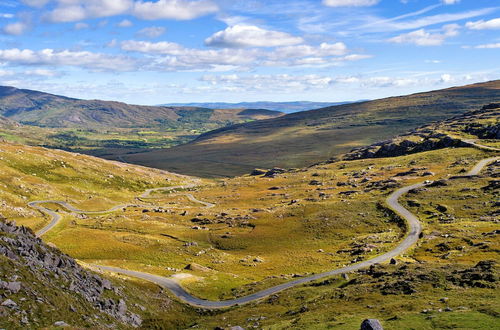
{"left": 0, "top": 220, "right": 142, "bottom": 328}
{"left": 121, "top": 80, "right": 500, "bottom": 177}
{"left": 0, "top": 86, "right": 283, "bottom": 129}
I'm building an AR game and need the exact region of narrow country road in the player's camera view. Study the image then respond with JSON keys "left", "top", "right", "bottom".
{"left": 30, "top": 142, "right": 499, "bottom": 308}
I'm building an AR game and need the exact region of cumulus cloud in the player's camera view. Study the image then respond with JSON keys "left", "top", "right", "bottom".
{"left": 121, "top": 40, "right": 259, "bottom": 70}
{"left": 0, "top": 48, "right": 137, "bottom": 71}
{"left": 442, "top": 0, "right": 459, "bottom": 4}
{"left": 121, "top": 39, "right": 368, "bottom": 71}
{"left": 388, "top": 24, "right": 459, "bottom": 46}
{"left": 121, "top": 40, "right": 185, "bottom": 55}
{"left": 136, "top": 26, "right": 166, "bottom": 38}
{"left": 465, "top": 18, "right": 500, "bottom": 30}
{"left": 43, "top": 0, "right": 218, "bottom": 22}
{"left": 3, "top": 21, "right": 30, "bottom": 35}
{"left": 132, "top": 0, "right": 218, "bottom": 20}
{"left": 323, "top": 0, "right": 379, "bottom": 7}
{"left": 46, "top": 0, "right": 132, "bottom": 22}
{"left": 205, "top": 24, "right": 304, "bottom": 48}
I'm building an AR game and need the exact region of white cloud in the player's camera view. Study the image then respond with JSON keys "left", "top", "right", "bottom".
{"left": 205, "top": 24, "right": 304, "bottom": 48}
{"left": 46, "top": 0, "right": 132, "bottom": 23}
{"left": 199, "top": 74, "right": 335, "bottom": 93}
{"left": 21, "top": 0, "right": 50, "bottom": 7}
{"left": 121, "top": 40, "right": 259, "bottom": 71}
{"left": 323, "top": 0, "right": 379, "bottom": 7}
{"left": 3, "top": 21, "right": 29, "bottom": 35}
{"left": 74, "top": 22, "right": 89, "bottom": 30}
{"left": 442, "top": 0, "right": 459, "bottom": 4}
{"left": 121, "top": 40, "right": 185, "bottom": 55}
{"left": 388, "top": 24, "right": 459, "bottom": 46}
{"left": 270, "top": 42, "right": 348, "bottom": 59}
{"left": 0, "top": 48, "right": 137, "bottom": 71}
{"left": 0, "top": 13, "right": 14, "bottom": 18}
{"left": 465, "top": 18, "right": 500, "bottom": 30}
{"left": 24, "top": 69, "right": 60, "bottom": 77}
{"left": 44, "top": 0, "right": 218, "bottom": 22}
{"left": 121, "top": 39, "right": 367, "bottom": 71}
{"left": 474, "top": 43, "right": 500, "bottom": 49}
{"left": 117, "top": 19, "right": 133, "bottom": 27}
{"left": 132, "top": 0, "right": 218, "bottom": 20}
{"left": 136, "top": 26, "right": 166, "bottom": 38}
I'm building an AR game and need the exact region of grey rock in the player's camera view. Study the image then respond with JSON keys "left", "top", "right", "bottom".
{"left": 361, "top": 319, "right": 384, "bottom": 330}
{"left": 53, "top": 321, "right": 69, "bottom": 327}
{"left": 1, "top": 299, "right": 17, "bottom": 308}
{"left": 1, "top": 281, "right": 21, "bottom": 293}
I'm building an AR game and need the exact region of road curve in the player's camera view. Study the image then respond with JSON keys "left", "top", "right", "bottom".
{"left": 32, "top": 183, "right": 213, "bottom": 237}
{"left": 31, "top": 143, "right": 499, "bottom": 308}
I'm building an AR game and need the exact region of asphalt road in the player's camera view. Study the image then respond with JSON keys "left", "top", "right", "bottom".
{"left": 30, "top": 141, "right": 499, "bottom": 308}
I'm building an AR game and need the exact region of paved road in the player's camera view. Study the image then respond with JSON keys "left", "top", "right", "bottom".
{"left": 32, "top": 183, "right": 213, "bottom": 237}
{"left": 31, "top": 142, "right": 499, "bottom": 308}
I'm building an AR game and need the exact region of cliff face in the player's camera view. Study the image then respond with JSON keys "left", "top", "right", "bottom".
{"left": 0, "top": 220, "right": 141, "bottom": 329}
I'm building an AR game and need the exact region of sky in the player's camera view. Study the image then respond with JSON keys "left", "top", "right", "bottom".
{"left": 0, "top": 0, "right": 499, "bottom": 105}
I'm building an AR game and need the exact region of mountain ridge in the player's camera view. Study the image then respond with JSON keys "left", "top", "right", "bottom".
{"left": 121, "top": 80, "right": 500, "bottom": 177}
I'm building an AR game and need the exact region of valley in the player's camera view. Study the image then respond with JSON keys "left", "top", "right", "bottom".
{"left": 1, "top": 101, "right": 498, "bottom": 328}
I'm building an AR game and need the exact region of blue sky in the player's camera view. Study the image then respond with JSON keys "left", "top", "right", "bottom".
{"left": 0, "top": 0, "right": 499, "bottom": 104}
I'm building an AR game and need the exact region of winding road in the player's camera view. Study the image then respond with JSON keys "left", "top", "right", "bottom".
{"left": 30, "top": 142, "right": 499, "bottom": 309}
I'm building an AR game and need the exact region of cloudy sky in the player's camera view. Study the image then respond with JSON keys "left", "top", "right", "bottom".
{"left": 0, "top": 0, "right": 499, "bottom": 104}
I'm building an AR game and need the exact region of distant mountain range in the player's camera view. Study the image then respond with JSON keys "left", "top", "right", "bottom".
{"left": 160, "top": 101, "right": 362, "bottom": 113}
{"left": 0, "top": 86, "right": 283, "bottom": 129}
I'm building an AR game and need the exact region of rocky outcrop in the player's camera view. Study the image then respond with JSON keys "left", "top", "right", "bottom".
{"left": 0, "top": 220, "right": 141, "bottom": 327}
{"left": 344, "top": 104, "right": 499, "bottom": 160}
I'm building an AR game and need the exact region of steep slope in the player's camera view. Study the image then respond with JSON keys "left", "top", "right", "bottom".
{"left": 0, "top": 86, "right": 283, "bottom": 129}
{"left": 122, "top": 80, "right": 500, "bottom": 177}
{"left": 0, "top": 220, "right": 142, "bottom": 328}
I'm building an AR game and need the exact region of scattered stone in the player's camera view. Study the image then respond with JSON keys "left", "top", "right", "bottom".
{"left": 264, "top": 168, "right": 286, "bottom": 178}
{"left": 389, "top": 258, "right": 398, "bottom": 265}
{"left": 54, "top": 321, "right": 69, "bottom": 327}
{"left": 309, "top": 180, "right": 323, "bottom": 186}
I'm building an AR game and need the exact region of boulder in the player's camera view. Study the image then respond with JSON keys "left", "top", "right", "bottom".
{"left": 250, "top": 169, "right": 267, "bottom": 176}
{"left": 184, "top": 263, "right": 211, "bottom": 272}
{"left": 361, "top": 319, "right": 384, "bottom": 330}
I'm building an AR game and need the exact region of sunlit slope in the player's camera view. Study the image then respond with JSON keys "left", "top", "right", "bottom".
{"left": 0, "top": 142, "right": 189, "bottom": 232}
{"left": 123, "top": 80, "right": 500, "bottom": 177}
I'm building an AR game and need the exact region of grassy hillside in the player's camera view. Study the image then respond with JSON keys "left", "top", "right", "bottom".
{"left": 0, "top": 86, "right": 284, "bottom": 158}
{"left": 0, "top": 86, "right": 283, "bottom": 129}
{"left": 122, "top": 80, "right": 500, "bottom": 177}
